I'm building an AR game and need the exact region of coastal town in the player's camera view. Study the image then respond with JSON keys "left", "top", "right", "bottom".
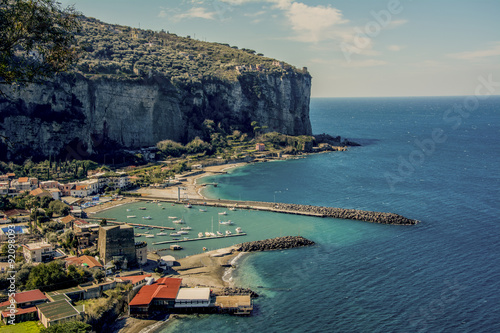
{"left": 0, "top": 139, "right": 337, "bottom": 332}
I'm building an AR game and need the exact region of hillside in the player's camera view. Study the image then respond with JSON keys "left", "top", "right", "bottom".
{"left": 0, "top": 16, "right": 312, "bottom": 162}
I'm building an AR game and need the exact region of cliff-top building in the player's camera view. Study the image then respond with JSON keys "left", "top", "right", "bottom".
{"left": 98, "top": 224, "right": 136, "bottom": 268}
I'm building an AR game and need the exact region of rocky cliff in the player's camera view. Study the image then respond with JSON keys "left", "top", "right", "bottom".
{"left": 0, "top": 69, "right": 311, "bottom": 161}
{"left": 0, "top": 16, "right": 312, "bottom": 161}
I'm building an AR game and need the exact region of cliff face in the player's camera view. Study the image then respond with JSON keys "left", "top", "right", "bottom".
{"left": 0, "top": 71, "right": 311, "bottom": 160}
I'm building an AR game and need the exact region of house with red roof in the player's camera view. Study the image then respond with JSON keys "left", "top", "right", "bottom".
{"left": 116, "top": 274, "right": 152, "bottom": 289}
{"left": 11, "top": 289, "right": 48, "bottom": 309}
{"left": 129, "top": 277, "right": 182, "bottom": 317}
{"left": 64, "top": 255, "right": 103, "bottom": 269}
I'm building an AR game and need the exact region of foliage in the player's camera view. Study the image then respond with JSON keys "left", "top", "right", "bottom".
{"left": 48, "top": 200, "right": 70, "bottom": 216}
{"left": 39, "top": 321, "right": 91, "bottom": 333}
{"left": 0, "top": 320, "right": 42, "bottom": 332}
{"left": 0, "top": 0, "right": 81, "bottom": 88}
{"left": 84, "top": 284, "right": 131, "bottom": 331}
{"left": 24, "top": 260, "right": 91, "bottom": 291}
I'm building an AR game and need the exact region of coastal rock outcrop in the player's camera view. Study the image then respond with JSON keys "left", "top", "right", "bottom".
{"left": 237, "top": 236, "right": 315, "bottom": 252}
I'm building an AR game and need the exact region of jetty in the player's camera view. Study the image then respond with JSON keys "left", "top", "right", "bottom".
{"left": 98, "top": 220, "right": 176, "bottom": 230}
{"left": 132, "top": 197, "right": 419, "bottom": 225}
{"left": 152, "top": 233, "right": 247, "bottom": 245}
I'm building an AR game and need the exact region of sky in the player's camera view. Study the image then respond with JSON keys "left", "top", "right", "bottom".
{"left": 60, "top": 0, "right": 500, "bottom": 98}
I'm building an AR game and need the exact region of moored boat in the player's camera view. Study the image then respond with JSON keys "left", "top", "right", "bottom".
{"left": 235, "top": 227, "right": 242, "bottom": 234}
{"left": 127, "top": 215, "right": 136, "bottom": 218}
{"left": 219, "top": 220, "right": 233, "bottom": 225}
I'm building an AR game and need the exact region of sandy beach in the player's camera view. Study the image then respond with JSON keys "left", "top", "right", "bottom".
{"left": 135, "top": 162, "right": 248, "bottom": 201}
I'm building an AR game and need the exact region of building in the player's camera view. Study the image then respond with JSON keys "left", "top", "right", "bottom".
{"left": 135, "top": 241, "right": 148, "bottom": 266}
{"left": 59, "top": 215, "right": 77, "bottom": 229}
{"left": 129, "top": 277, "right": 182, "bottom": 317}
{"left": 70, "top": 185, "right": 89, "bottom": 197}
{"left": 64, "top": 255, "right": 103, "bottom": 270}
{"left": 47, "top": 188, "right": 61, "bottom": 200}
{"left": 256, "top": 143, "right": 265, "bottom": 151}
{"left": 39, "top": 180, "right": 60, "bottom": 190}
{"left": 159, "top": 255, "right": 175, "bottom": 269}
{"left": 11, "top": 289, "right": 48, "bottom": 308}
{"left": 29, "top": 188, "right": 53, "bottom": 199}
{"left": 2, "top": 209, "right": 30, "bottom": 223}
{"left": 0, "top": 289, "right": 48, "bottom": 324}
{"left": 22, "top": 241, "right": 55, "bottom": 263}
{"left": 116, "top": 274, "right": 152, "bottom": 289}
{"left": 98, "top": 224, "right": 137, "bottom": 268}
{"left": 37, "top": 299, "right": 82, "bottom": 328}
{"left": 174, "top": 288, "right": 211, "bottom": 308}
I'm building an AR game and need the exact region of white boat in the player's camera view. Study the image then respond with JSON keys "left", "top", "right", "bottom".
{"left": 180, "top": 226, "right": 192, "bottom": 230}
{"left": 183, "top": 237, "right": 189, "bottom": 240}
{"left": 170, "top": 232, "right": 181, "bottom": 237}
{"left": 142, "top": 216, "right": 152, "bottom": 220}
{"left": 229, "top": 207, "right": 237, "bottom": 211}
{"left": 144, "top": 231, "right": 149, "bottom": 234}
{"left": 172, "top": 219, "right": 184, "bottom": 224}
{"left": 126, "top": 209, "right": 131, "bottom": 212}
{"left": 199, "top": 208, "right": 207, "bottom": 212}
{"left": 218, "top": 211, "right": 227, "bottom": 215}
{"left": 157, "top": 232, "right": 168, "bottom": 236}
{"left": 209, "top": 232, "right": 216, "bottom": 237}
{"left": 177, "top": 230, "right": 189, "bottom": 235}
{"left": 145, "top": 234, "right": 155, "bottom": 238}
{"left": 225, "top": 230, "right": 232, "bottom": 236}
{"left": 168, "top": 216, "right": 177, "bottom": 219}
{"left": 184, "top": 203, "right": 192, "bottom": 208}
{"left": 198, "top": 232, "right": 204, "bottom": 238}
{"left": 217, "top": 231, "right": 224, "bottom": 236}
{"left": 235, "top": 227, "right": 242, "bottom": 234}
{"left": 135, "top": 234, "right": 142, "bottom": 237}
{"left": 158, "top": 203, "right": 162, "bottom": 206}
{"left": 219, "top": 220, "right": 233, "bottom": 225}
{"left": 205, "top": 231, "right": 211, "bottom": 237}
{"left": 139, "top": 207, "right": 146, "bottom": 210}
{"left": 127, "top": 215, "right": 136, "bottom": 218}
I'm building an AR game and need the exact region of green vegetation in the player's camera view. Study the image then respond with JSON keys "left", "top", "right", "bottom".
{"left": 82, "top": 284, "right": 131, "bottom": 331}
{"left": 0, "top": 321, "right": 42, "bottom": 333}
{"left": 0, "top": 0, "right": 80, "bottom": 89}
{"left": 73, "top": 16, "right": 306, "bottom": 83}
{"left": 0, "top": 159, "right": 99, "bottom": 182}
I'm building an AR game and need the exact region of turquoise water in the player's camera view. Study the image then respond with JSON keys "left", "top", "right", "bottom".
{"left": 103, "top": 96, "right": 500, "bottom": 332}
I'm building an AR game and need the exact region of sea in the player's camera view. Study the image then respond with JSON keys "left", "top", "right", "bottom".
{"left": 99, "top": 96, "right": 500, "bottom": 333}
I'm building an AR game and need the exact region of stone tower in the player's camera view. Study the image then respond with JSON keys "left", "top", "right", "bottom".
{"left": 98, "top": 224, "right": 137, "bottom": 267}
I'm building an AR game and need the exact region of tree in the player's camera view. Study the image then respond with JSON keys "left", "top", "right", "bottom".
{"left": 0, "top": 0, "right": 81, "bottom": 90}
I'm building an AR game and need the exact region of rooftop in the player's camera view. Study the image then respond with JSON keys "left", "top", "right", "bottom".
{"left": 65, "top": 255, "right": 103, "bottom": 268}
{"left": 36, "top": 299, "right": 81, "bottom": 322}
{"left": 117, "top": 274, "right": 152, "bottom": 285}
{"left": 129, "top": 277, "right": 182, "bottom": 307}
{"left": 23, "top": 241, "right": 53, "bottom": 251}
{"left": 176, "top": 288, "right": 210, "bottom": 301}
{"left": 12, "top": 289, "right": 48, "bottom": 304}
{"left": 1, "top": 306, "right": 37, "bottom": 318}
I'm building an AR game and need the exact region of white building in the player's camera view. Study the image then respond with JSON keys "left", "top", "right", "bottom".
{"left": 78, "top": 179, "right": 99, "bottom": 195}
{"left": 70, "top": 185, "right": 89, "bottom": 197}
{"left": 174, "top": 288, "right": 211, "bottom": 308}
{"left": 22, "top": 241, "right": 55, "bottom": 263}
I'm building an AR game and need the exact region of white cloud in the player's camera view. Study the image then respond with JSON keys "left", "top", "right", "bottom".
{"left": 158, "top": 10, "right": 167, "bottom": 18}
{"left": 387, "top": 19, "right": 408, "bottom": 29}
{"left": 175, "top": 7, "right": 217, "bottom": 20}
{"left": 341, "top": 59, "right": 387, "bottom": 68}
{"left": 388, "top": 45, "right": 403, "bottom": 51}
{"left": 447, "top": 42, "right": 500, "bottom": 60}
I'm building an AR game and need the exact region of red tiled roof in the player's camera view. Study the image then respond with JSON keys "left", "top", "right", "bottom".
{"left": 119, "top": 274, "right": 152, "bottom": 285}
{"left": 129, "top": 277, "right": 182, "bottom": 307}
{"left": 74, "top": 185, "right": 87, "bottom": 191}
{"left": 60, "top": 215, "right": 76, "bottom": 224}
{"left": 0, "top": 300, "right": 11, "bottom": 308}
{"left": 17, "top": 177, "right": 29, "bottom": 183}
{"left": 65, "top": 255, "right": 103, "bottom": 268}
{"left": 1, "top": 306, "right": 37, "bottom": 318}
{"left": 12, "top": 290, "right": 47, "bottom": 304}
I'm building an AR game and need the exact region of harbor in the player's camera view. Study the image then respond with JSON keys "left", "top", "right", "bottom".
{"left": 152, "top": 232, "right": 247, "bottom": 245}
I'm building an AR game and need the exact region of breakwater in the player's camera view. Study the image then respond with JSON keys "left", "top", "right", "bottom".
{"left": 237, "top": 236, "right": 315, "bottom": 252}
{"left": 134, "top": 196, "right": 419, "bottom": 225}
{"left": 274, "top": 203, "right": 419, "bottom": 225}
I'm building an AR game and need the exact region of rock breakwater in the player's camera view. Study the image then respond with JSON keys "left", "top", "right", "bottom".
{"left": 237, "top": 236, "right": 315, "bottom": 252}
{"left": 274, "top": 203, "right": 419, "bottom": 225}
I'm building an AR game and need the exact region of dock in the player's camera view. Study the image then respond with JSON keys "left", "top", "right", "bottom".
{"left": 152, "top": 233, "right": 247, "bottom": 245}
{"left": 102, "top": 220, "right": 176, "bottom": 230}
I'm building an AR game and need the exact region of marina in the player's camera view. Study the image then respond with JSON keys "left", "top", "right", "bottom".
{"left": 152, "top": 232, "right": 247, "bottom": 245}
